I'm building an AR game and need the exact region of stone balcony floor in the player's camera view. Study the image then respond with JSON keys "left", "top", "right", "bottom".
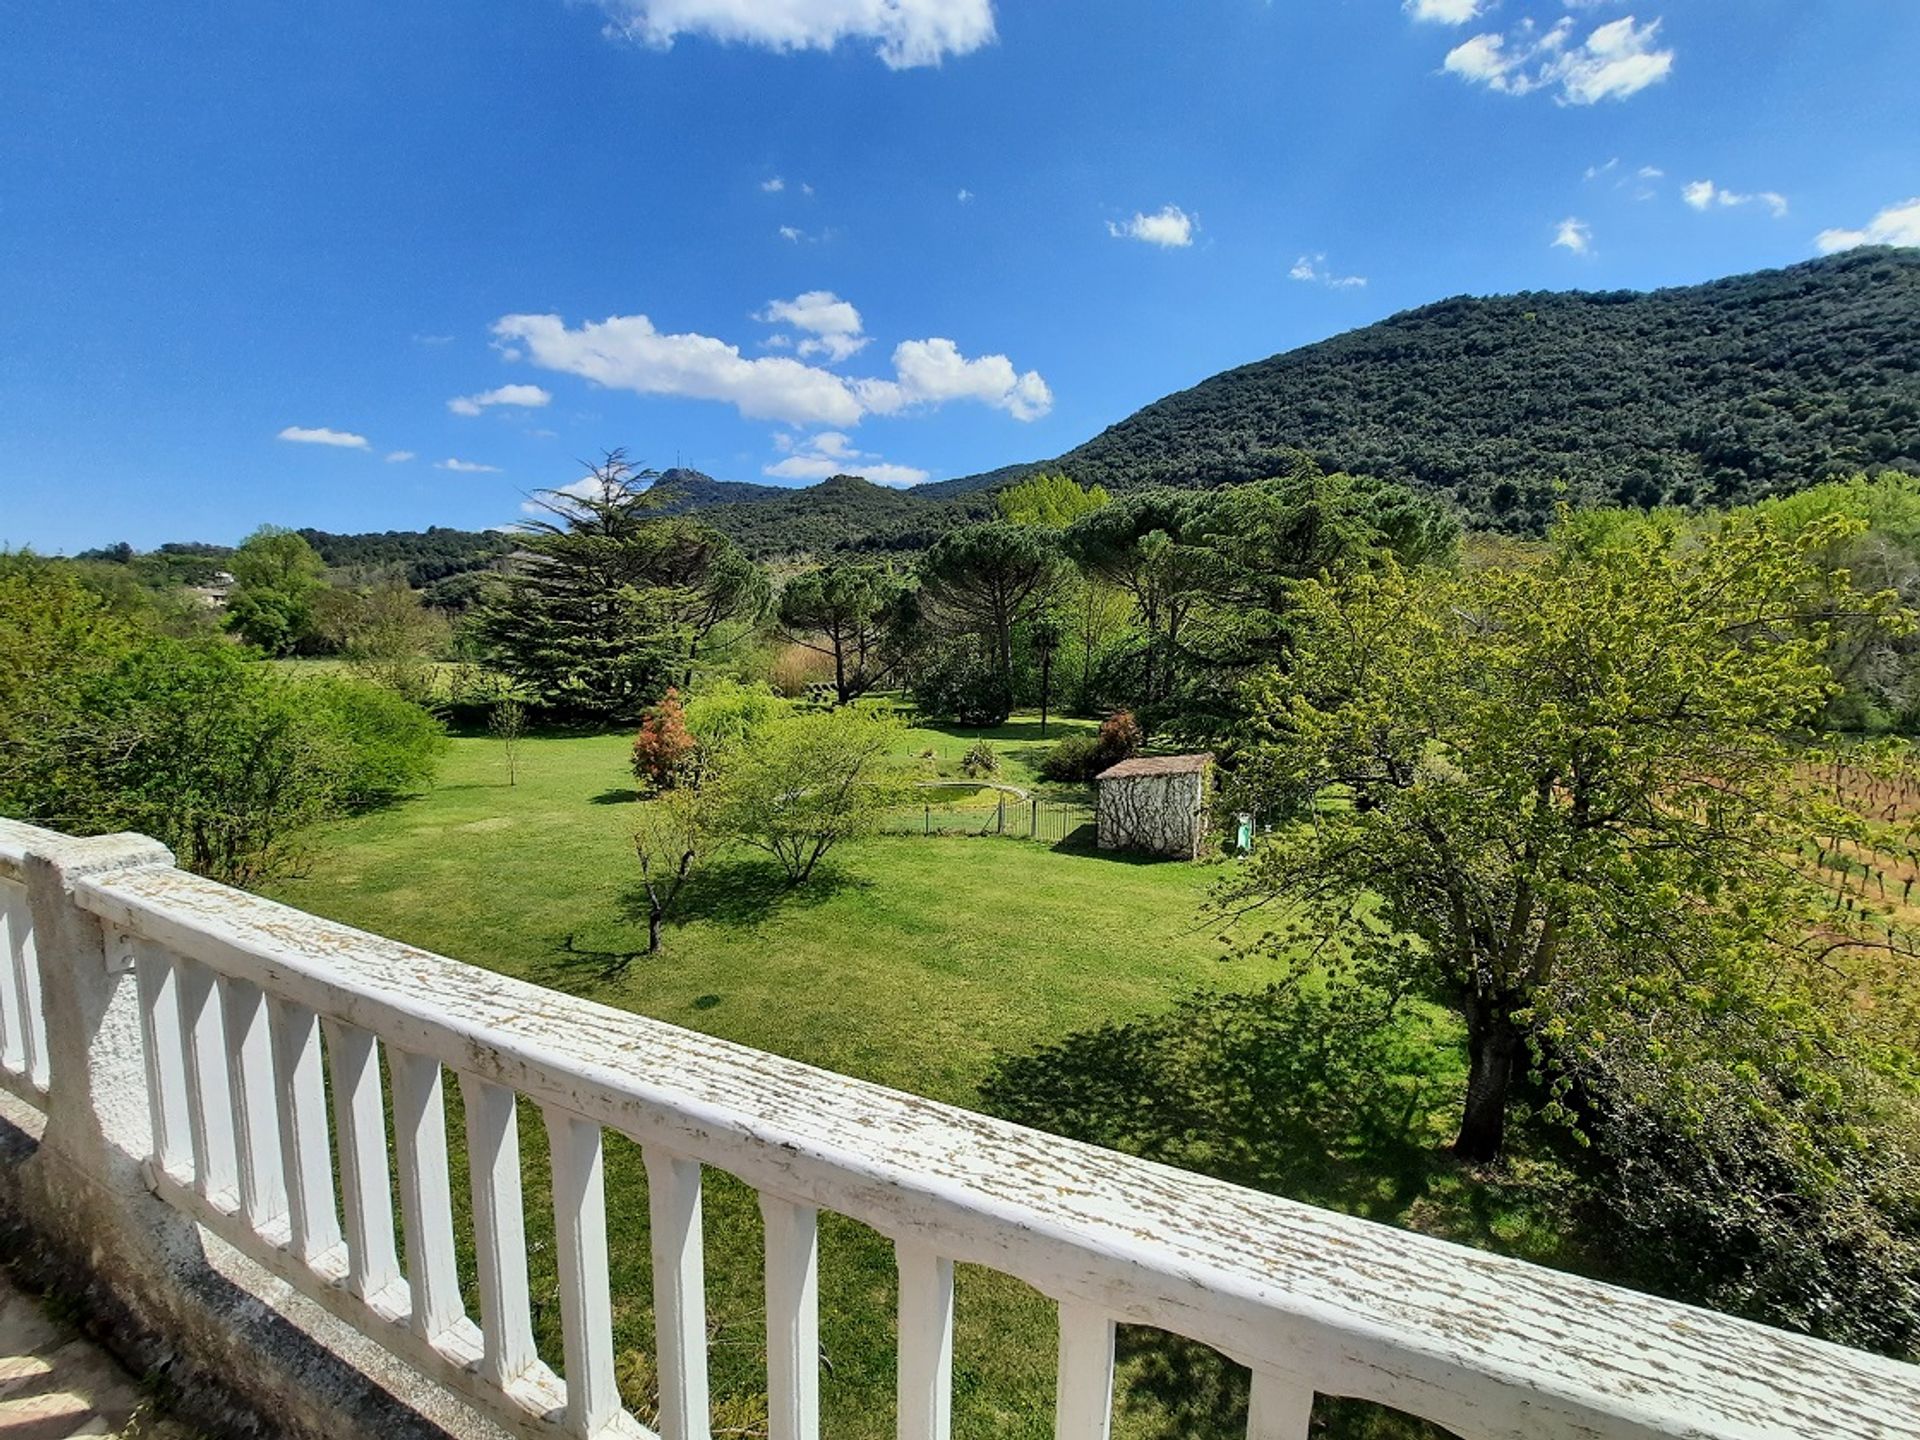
{"left": 0, "top": 1268, "right": 196, "bottom": 1440}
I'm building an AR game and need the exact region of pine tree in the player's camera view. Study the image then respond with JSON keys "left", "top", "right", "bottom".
{"left": 479, "top": 451, "right": 766, "bottom": 722}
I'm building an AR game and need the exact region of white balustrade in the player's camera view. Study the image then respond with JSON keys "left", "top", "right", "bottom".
{"left": 0, "top": 842, "right": 49, "bottom": 1104}
{"left": 0, "top": 821, "right": 1917, "bottom": 1440}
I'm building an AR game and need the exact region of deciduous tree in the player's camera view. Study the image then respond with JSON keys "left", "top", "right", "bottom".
{"left": 1220, "top": 508, "right": 1915, "bottom": 1162}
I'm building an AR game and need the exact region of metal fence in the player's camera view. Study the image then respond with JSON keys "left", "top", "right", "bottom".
{"left": 882, "top": 795, "right": 1095, "bottom": 845}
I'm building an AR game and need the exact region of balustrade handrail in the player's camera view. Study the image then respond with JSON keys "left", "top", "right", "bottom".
{"left": 56, "top": 851, "right": 1920, "bottom": 1440}
{"left": 5, "top": 817, "right": 1920, "bottom": 1438}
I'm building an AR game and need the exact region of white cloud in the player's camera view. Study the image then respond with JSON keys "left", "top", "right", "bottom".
{"left": 757, "top": 290, "right": 869, "bottom": 362}
{"left": 854, "top": 337, "right": 1052, "bottom": 421}
{"left": 957, "top": 188, "right": 974, "bottom": 204}
{"left": 1584, "top": 157, "right": 1620, "bottom": 181}
{"left": 1682, "top": 179, "right": 1788, "bottom": 217}
{"left": 1445, "top": 14, "right": 1673, "bottom": 104}
{"left": 493, "top": 311, "right": 1050, "bottom": 426}
{"left": 448, "top": 383, "right": 554, "bottom": 416}
{"left": 1289, "top": 253, "right": 1367, "bottom": 289}
{"left": 1405, "top": 0, "right": 1482, "bottom": 23}
{"left": 1638, "top": 165, "right": 1664, "bottom": 179}
{"left": 386, "top": 450, "right": 416, "bottom": 463}
{"left": 778, "top": 225, "right": 807, "bottom": 243}
{"left": 1553, "top": 217, "right": 1593, "bottom": 254}
{"left": 438, "top": 458, "right": 504, "bottom": 473}
{"left": 521, "top": 475, "right": 605, "bottom": 516}
{"left": 1108, "top": 204, "right": 1195, "bottom": 248}
{"left": 278, "top": 425, "right": 369, "bottom": 449}
{"left": 598, "top": 0, "right": 995, "bottom": 69}
{"left": 761, "top": 176, "right": 785, "bottom": 192}
{"left": 1815, "top": 197, "right": 1920, "bottom": 255}
{"left": 496, "top": 311, "right": 865, "bottom": 426}
{"left": 764, "top": 431, "right": 929, "bottom": 487}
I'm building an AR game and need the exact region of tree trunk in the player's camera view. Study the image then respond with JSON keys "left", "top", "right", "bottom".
{"left": 647, "top": 902, "right": 664, "bottom": 955}
{"left": 1453, "top": 1002, "right": 1521, "bottom": 1162}
{"left": 1040, "top": 651, "right": 1051, "bottom": 735}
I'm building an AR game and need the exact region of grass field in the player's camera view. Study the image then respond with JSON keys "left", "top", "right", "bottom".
{"left": 263, "top": 720, "right": 1501, "bottom": 1439}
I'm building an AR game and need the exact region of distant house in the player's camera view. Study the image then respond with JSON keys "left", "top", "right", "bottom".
{"left": 188, "top": 570, "right": 236, "bottom": 609}
{"left": 1094, "top": 753, "right": 1213, "bottom": 859}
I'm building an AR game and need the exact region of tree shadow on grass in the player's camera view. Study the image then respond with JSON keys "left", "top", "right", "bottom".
{"left": 534, "top": 931, "right": 654, "bottom": 990}
{"left": 979, "top": 983, "right": 1473, "bottom": 1440}
{"left": 657, "top": 856, "right": 873, "bottom": 930}
{"left": 589, "top": 787, "right": 642, "bottom": 805}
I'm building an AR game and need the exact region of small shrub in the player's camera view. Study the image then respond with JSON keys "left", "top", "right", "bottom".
{"left": 683, "top": 680, "right": 784, "bottom": 748}
{"left": 1038, "top": 732, "right": 1104, "bottom": 782}
{"left": 960, "top": 739, "right": 1000, "bottom": 778}
{"left": 1097, "top": 709, "right": 1144, "bottom": 762}
{"left": 1038, "top": 711, "right": 1144, "bottom": 782}
{"left": 631, "top": 688, "right": 697, "bottom": 791}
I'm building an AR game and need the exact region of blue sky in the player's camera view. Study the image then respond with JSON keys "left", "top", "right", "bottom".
{"left": 3, "top": 0, "right": 1916, "bottom": 552}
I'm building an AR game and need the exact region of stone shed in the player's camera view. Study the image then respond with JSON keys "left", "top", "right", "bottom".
{"left": 1094, "top": 753, "right": 1213, "bottom": 859}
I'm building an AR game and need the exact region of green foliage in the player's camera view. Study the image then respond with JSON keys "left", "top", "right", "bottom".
{"left": 775, "top": 561, "right": 913, "bottom": 703}
{"left": 5, "top": 637, "right": 441, "bottom": 886}
{"left": 959, "top": 739, "right": 1000, "bottom": 778}
{"left": 915, "top": 521, "right": 1065, "bottom": 704}
{"left": 905, "top": 632, "right": 1011, "bottom": 727}
{"left": 1059, "top": 469, "right": 1455, "bottom": 732}
{"left": 1, "top": 555, "right": 443, "bottom": 885}
{"left": 1220, "top": 506, "right": 1917, "bottom": 1160}
{"left": 225, "top": 526, "right": 327, "bottom": 655}
{"left": 1750, "top": 471, "right": 1920, "bottom": 731}
{"left": 631, "top": 787, "right": 714, "bottom": 953}
{"left": 995, "top": 473, "right": 1110, "bottom": 527}
{"left": 296, "top": 672, "right": 447, "bottom": 808}
{"left": 296, "top": 524, "right": 514, "bottom": 586}
{"left": 671, "top": 472, "right": 993, "bottom": 560}
{"left": 1037, "top": 710, "right": 1142, "bottom": 781}
{"left": 1048, "top": 249, "right": 1920, "bottom": 531}
{"left": 1586, "top": 1038, "right": 1920, "bottom": 1356}
{"left": 314, "top": 575, "right": 450, "bottom": 703}
{"left": 681, "top": 680, "right": 786, "bottom": 748}
{"left": 707, "top": 708, "right": 912, "bottom": 884}
{"left": 479, "top": 452, "right": 769, "bottom": 722}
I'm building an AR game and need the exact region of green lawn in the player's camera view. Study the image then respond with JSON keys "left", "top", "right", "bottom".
{"left": 263, "top": 725, "right": 1286, "bottom": 1437}
{"left": 264, "top": 724, "right": 1518, "bottom": 1440}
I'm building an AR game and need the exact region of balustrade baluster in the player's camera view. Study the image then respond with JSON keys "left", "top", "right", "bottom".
{"left": 462, "top": 1076, "right": 537, "bottom": 1391}
{"left": 1246, "top": 1371, "right": 1313, "bottom": 1439}
{"left": 544, "top": 1105, "right": 621, "bottom": 1438}
{"left": 390, "top": 1047, "right": 465, "bottom": 1347}
{"left": 759, "top": 1196, "right": 820, "bottom": 1440}
{"left": 644, "top": 1147, "right": 712, "bottom": 1440}
{"left": 220, "top": 976, "right": 287, "bottom": 1238}
{"left": 177, "top": 957, "right": 238, "bottom": 1209}
{"left": 269, "top": 997, "right": 343, "bottom": 1273}
{"left": 325, "top": 1019, "right": 403, "bottom": 1312}
{"left": 895, "top": 1242, "right": 954, "bottom": 1440}
{"left": 131, "top": 941, "right": 191, "bottom": 1180}
{"left": 0, "top": 880, "right": 42, "bottom": 1089}
{"left": 1054, "top": 1302, "right": 1114, "bottom": 1440}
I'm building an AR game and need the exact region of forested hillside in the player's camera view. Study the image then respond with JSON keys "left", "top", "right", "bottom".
{"left": 113, "top": 251, "right": 1920, "bottom": 559}
{"left": 297, "top": 525, "right": 513, "bottom": 584}
{"left": 1042, "top": 248, "right": 1920, "bottom": 530}
{"left": 685, "top": 473, "right": 991, "bottom": 559}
